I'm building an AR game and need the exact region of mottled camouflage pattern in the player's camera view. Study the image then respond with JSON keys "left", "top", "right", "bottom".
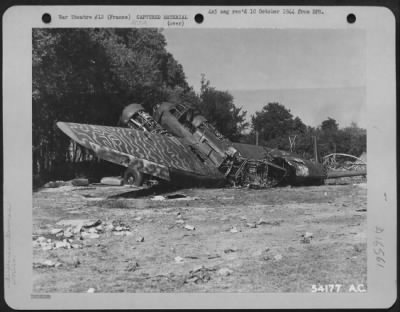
{"left": 57, "top": 122, "right": 224, "bottom": 182}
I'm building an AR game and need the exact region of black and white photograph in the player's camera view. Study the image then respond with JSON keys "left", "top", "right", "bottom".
{"left": 31, "top": 25, "right": 369, "bottom": 293}
{"left": 3, "top": 5, "right": 396, "bottom": 309}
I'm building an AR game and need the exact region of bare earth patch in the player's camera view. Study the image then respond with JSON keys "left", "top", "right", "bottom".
{"left": 32, "top": 182, "right": 367, "bottom": 293}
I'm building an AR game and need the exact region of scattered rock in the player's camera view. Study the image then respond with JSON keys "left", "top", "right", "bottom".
{"left": 301, "top": 232, "right": 313, "bottom": 243}
{"left": 356, "top": 183, "right": 367, "bottom": 189}
{"left": 217, "top": 268, "right": 233, "bottom": 276}
{"left": 257, "top": 218, "right": 282, "bottom": 226}
{"left": 105, "top": 224, "right": 115, "bottom": 231}
{"left": 220, "top": 196, "right": 234, "bottom": 200}
{"left": 185, "top": 255, "right": 199, "bottom": 259}
{"left": 36, "top": 236, "right": 47, "bottom": 243}
{"left": 81, "top": 232, "right": 100, "bottom": 239}
{"left": 56, "top": 219, "right": 100, "bottom": 234}
{"left": 224, "top": 248, "right": 238, "bottom": 254}
{"left": 174, "top": 256, "right": 184, "bottom": 263}
{"left": 354, "top": 244, "right": 363, "bottom": 252}
{"left": 185, "top": 266, "right": 216, "bottom": 284}
{"left": 257, "top": 218, "right": 267, "bottom": 225}
{"left": 34, "top": 259, "right": 57, "bottom": 268}
{"left": 72, "top": 227, "right": 82, "bottom": 234}
{"left": 50, "top": 228, "right": 63, "bottom": 235}
{"left": 151, "top": 195, "right": 166, "bottom": 201}
{"left": 63, "top": 229, "right": 74, "bottom": 238}
{"left": 41, "top": 245, "right": 53, "bottom": 251}
{"left": 71, "top": 178, "right": 89, "bottom": 187}
{"left": 54, "top": 241, "right": 70, "bottom": 249}
{"left": 176, "top": 196, "right": 199, "bottom": 201}
{"left": 100, "top": 176, "right": 123, "bottom": 186}
{"left": 246, "top": 223, "right": 257, "bottom": 228}
{"left": 72, "top": 256, "right": 80, "bottom": 267}
{"left": 136, "top": 236, "right": 144, "bottom": 242}
{"left": 126, "top": 261, "right": 140, "bottom": 272}
{"left": 60, "top": 255, "right": 81, "bottom": 267}
{"left": 114, "top": 225, "right": 129, "bottom": 231}
{"left": 44, "top": 259, "right": 56, "bottom": 266}
{"left": 229, "top": 227, "right": 239, "bottom": 233}
{"left": 83, "top": 220, "right": 102, "bottom": 229}
{"left": 95, "top": 225, "right": 104, "bottom": 232}
{"left": 43, "top": 181, "right": 67, "bottom": 188}
{"left": 184, "top": 225, "right": 196, "bottom": 231}
{"left": 207, "top": 254, "right": 220, "bottom": 259}
{"left": 113, "top": 231, "right": 133, "bottom": 236}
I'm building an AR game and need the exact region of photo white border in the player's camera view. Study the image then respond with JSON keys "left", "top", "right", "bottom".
{"left": 3, "top": 5, "right": 396, "bottom": 309}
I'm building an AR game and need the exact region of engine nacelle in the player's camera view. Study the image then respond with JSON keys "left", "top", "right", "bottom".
{"left": 120, "top": 103, "right": 169, "bottom": 135}
{"left": 153, "top": 102, "right": 238, "bottom": 167}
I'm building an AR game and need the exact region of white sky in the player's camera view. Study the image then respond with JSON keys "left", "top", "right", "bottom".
{"left": 163, "top": 28, "right": 366, "bottom": 128}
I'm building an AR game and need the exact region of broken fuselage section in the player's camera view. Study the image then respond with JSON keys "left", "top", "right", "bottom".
{"left": 120, "top": 101, "right": 327, "bottom": 187}
{"left": 120, "top": 103, "right": 287, "bottom": 187}
{"left": 152, "top": 102, "right": 289, "bottom": 187}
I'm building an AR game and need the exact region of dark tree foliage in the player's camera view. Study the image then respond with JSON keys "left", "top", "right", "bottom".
{"left": 251, "top": 103, "right": 307, "bottom": 141}
{"left": 33, "top": 29, "right": 247, "bottom": 183}
{"left": 195, "top": 75, "right": 248, "bottom": 141}
{"left": 318, "top": 121, "right": 366, "bottom": 157}
{"left": 33, "top": 28, "right": 190, "bottom": 180}
{"left": 247, "top": 103, "right": 308, "bottom": 152}
{"left": 321, "top": 117, "right": 339, "bottom": 133}
{"left": 244, "top": 104, "right": 366, "bottom": 160}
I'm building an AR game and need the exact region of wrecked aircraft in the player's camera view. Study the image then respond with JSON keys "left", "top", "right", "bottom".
{"left": 57, "top": 102, "right": 363, "bottom": 188}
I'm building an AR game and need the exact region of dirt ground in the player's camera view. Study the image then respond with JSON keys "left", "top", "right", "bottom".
{"left": 32, "top": 179, "right": 367, "bottom": 293}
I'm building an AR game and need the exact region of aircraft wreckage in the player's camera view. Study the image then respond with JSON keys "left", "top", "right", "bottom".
{"left": 57, "top": 102, "right": 366, "bottom": 188}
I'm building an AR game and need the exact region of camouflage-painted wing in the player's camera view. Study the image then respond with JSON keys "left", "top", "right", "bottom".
{"left": 57, "top": 122, "right": 225, "bottom": 185}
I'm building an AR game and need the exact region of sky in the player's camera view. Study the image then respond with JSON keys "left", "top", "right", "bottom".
{"left": 163, "top": 28, "right": 366, "bottom": 128}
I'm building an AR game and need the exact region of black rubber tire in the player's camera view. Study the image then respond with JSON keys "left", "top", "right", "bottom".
{"left": 123, "top": 168, "right": 144, "bottom": 187}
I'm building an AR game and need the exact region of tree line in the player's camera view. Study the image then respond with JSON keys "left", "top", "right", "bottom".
{"left": 242, "top": 103, "right": 366, "bottom": 160}
{"left": 33, "top": 28, "right": 365, "bottom": 184}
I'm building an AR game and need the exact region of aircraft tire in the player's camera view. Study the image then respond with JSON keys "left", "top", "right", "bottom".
{"left": 123, "top": 168, "right": 144, "bottom": 187}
